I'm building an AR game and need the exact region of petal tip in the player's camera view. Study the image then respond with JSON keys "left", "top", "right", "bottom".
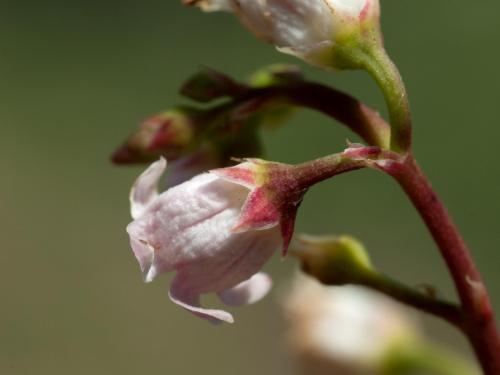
{"left": 219, "top": 272, "right": 273, "bottom": 307}
{"left": 169, "top": 277, "right": 235, "bottom": 324}
{"left": 130, "top": 157, "right": 168, "bottom": 219}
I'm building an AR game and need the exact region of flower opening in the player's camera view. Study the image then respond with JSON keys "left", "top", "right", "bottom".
{"left": 126, "top": 157, "right": 289, "bottom": 323}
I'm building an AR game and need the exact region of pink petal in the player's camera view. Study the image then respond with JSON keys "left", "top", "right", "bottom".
{"left": 130, "top": 157, "right": 167, "bottom": 219}
{"left": 218, "top": 272, "right": 272, "bottom": 306}
{"left": 169, "top": 274, "right": 234, "bottom": 324}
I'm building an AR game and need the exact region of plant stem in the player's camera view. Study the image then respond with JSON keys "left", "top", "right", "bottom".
{"left": 226, "top": 82, "right": 391, "bottom": 149}
{"left": 264, "top": 83, "right": 391, "bottom": 149}
{"left": 386, "top": 341, "right": 480, "bottom": 375}
{"left": 360, "top": 271, "right": 463, "bottom": 328}
{"left": 292, "top": 152, "right": 365, "bottom": 188}
{"left": 388, "top": 155, "right": 500, "bottom": 374}
{"left": 360, "top": 47, "right": 412, "bottom": 153}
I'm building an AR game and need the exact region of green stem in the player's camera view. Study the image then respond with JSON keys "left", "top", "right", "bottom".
{"left": 355, "top": 46, "right": 412, "bottom": 153}
{"left": 360, "top": 271, "right": 463, "bottom": 329}
{"left": 385, "top": 342, "right": 480, "bottom": 375}
{"left": 364, "top": 48, "right": 411, "bottom": 153}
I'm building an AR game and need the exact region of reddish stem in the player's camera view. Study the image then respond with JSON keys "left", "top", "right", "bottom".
{"left": 241, "top": 82, "right": 391, "bottom": 149}
{"left": 389, "top": 155, "right": 500, "bottom": 374}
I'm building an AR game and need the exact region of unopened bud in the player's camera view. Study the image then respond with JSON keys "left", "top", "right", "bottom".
{"left": 295, "top": 234, "right": 374, "bottom": 285}
{"left": 112, "top": 108, "right": 197, "bottom": 164}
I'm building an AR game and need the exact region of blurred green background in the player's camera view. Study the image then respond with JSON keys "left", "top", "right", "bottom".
{"left": 1, "top": 1, "right": 499, "bottom": 374}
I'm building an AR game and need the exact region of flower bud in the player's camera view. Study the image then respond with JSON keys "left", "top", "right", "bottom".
{"left": 111, "top": 107, "right": 197, "bottom": 164}
{"left": 295, "top": 234, "right": 374, "bottom": 285}
{"left": 185, "top": 0, "right": 381, "bottom": 69}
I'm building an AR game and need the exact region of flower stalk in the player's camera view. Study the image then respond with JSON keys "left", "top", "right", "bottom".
{"left": 249, "top": 82, "right": 391, "bottom": 149}
{"left": 383, "top": 155, "right": 500, "bottom": 374}
{"left": 285, "top": 146, "right": 500, "bottom": 372}
{"left": 334, "top": 38, "right": 412, "bottom": 153}
{"left": 294, "top": 233, "right": 463, "bottom": 328}
{"left": 359, "top": 271, "right": 463, "bottom": 329}
{"left": 360, "top": 47, "right": 412, "bottom": 153}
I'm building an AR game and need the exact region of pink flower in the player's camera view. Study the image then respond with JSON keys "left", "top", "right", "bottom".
{"left": 126, "top": 157, "right": 299, "bottom": 323}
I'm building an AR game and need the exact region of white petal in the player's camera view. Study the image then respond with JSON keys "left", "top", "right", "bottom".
{"left": 134, "top": 174, "right": 248, "bottom": 266}
{"left": 168, "top": 227, "right": 281, "bottom": 298}
{"left": 327, "top": 0, "right": 368, "bottom": 16}
{"left": 235, "top": 0, "right": 334, "bottom": 48}
{"left": 218, "top": 272, "right": 272, "bottom": 306}
{"left": 130, "top": 157, "right": 167, "bottom": 219}
{"left": 128, "top": 236, "right": 155, "bottom": 282}
{"left": 169, "top": 274, "right": 234, "bottom": 324}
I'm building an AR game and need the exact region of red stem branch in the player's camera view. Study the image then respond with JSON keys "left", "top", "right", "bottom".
{"left": 388, "top": 155, "right": 500, "bottom": 374}
{"left": 242, "top": 82, "right": 391, "bottom": 149}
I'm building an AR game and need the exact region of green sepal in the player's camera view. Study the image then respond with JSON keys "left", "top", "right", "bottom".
{"left": 296, "top": 234, "right": 374, "bottom": 285}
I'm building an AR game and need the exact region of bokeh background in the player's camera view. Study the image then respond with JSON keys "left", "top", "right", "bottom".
{"left": 1, "top": 1, "right": 499, "bottom": 374}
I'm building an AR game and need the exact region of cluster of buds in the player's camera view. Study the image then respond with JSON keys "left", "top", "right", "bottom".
{"left": 112, "top": 65, "right": 301, "bottom": 186}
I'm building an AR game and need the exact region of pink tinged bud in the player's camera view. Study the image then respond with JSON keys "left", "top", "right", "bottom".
{"left": 185, "top": 0, "right": 380, "bottom": 68}
{"left": 127, "top": 158, "right": 284, "bottom": 323}
{"left": 112, "top": 109, "right": 196, "bottom": 165}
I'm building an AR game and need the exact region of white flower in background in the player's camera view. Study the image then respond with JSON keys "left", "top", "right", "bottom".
{"left": 126, "top": 157, "right": 300, "bottom": 323}
{"left": 283, "top": 275, "right": 419, "bottom": 374}
{"left": 184, "top": 0, "right": 380, "bottom": 68}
